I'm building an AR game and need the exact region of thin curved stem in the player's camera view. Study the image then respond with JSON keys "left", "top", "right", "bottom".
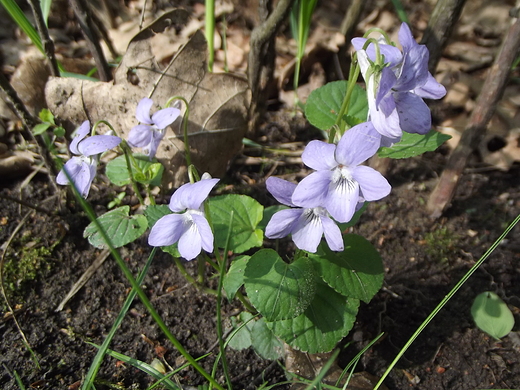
{"left": 373, "top": 213, "right": 520, "bottom": 390}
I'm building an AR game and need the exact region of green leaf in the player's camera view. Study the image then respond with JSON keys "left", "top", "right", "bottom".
{"left": 38, "top": 108, "right": 55, "bottom": 124}
{"left": 1, "top": 0, "right": 44, "bottom": 53}
{"left": 309, "top": 234, "right": 384, "bottom": 303}
{"left": 32, "top": 123, "right": 51, "bottom": 136}
{"left": 305, "top": 81, "right": 368, "bottom": 131}
{"left": 377, "top": 130, "right": 452, "bottom": 159}
{"left": 244, "top": 249, "right": 316, "bottom": 321}
{"left": 84, "top": 206, "right": 148, "bottom": 249}
{"left": 223, "top": 255, "right": 250, "bottom": 300}
{"left": 227, "top": 311, "right": 255, "bottom": 351}
{"left": 40, "top": 0, "right": 52, "bottom": 25}
{"left": 471, "top": 292, "right": 515, "bottom": 340}
{"left": 266, "top": 280, "right": 359, "bottom": 353}
{"left": 208, "top": 194, "right": 263, "bottom": 253}
{"left": 106, "top": 154, "right": 164, "bottom": 186}
{"left": 53, "top": 126, "right": 66, "bottom": 137}
{"left": 250, "top": 317, "right": 284, "bottom": 360}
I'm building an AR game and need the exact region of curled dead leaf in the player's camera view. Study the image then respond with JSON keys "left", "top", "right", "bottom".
{"left": 45, "top": 9, "right": 250, "bottom": 189}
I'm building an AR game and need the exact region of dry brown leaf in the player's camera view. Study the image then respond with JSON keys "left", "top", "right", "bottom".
{"left": 45, "top": 9, "right": 250, "bottom": 189}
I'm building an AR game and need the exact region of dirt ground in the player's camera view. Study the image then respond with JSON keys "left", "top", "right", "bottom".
{"left": 1, "top": 0, "right": 520, "bottom": 389}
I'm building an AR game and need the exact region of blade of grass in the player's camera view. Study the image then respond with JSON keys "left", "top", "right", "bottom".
{"left": 373, "top": 213, "right": 520, "bottom": 390}
{"left": 82, "top": 248, "right": 157, "bottom": 389}
{"left": 146, "top": 354, "right": 211, "bottom": 390}
{"left": 40, "top": 0, "right": 52, "bottom": 26}
{"left": 57, "top": 161, "right": 224, "bottom": 390}
{"left": 390, "top": 0, "right": 410, "bottom": 24}
{"left": 87, "top": 344, "right": 180, "bottom": 390}
{"left": 13, "top": 370, "right": 26, "bottom": 390}
{"left": 303, "top": 349, "right": 340, "bottom": 390}
{"left": 336, "top": 332, "right": 385, "bottom": 388}
{"left": 214, "top": 211, "right": 234, "bottom": 389}
{"left": 0, "top": 0, "right": 44, "bottom": 53}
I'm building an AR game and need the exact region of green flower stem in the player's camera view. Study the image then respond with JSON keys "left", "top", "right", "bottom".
{"left": 197, "top": 255, "right": 205, "bottom": 284}
{"left": 363, "top": 27, "right": 392, "bottom": 44}
{"left": 92, "top": 120, "right": 147, "bottom": 206}
{"left": 82, "top": 248, "right": 158, "bottom": 390}
{"left": 173, "top": 256, "right": 218, "bottom": 295}
{"left": 164, "top": 96, "right": 191, "bottom": 168}
{"left": 173, "top": 256, "right": 198, "bottom": 286}
{"left": 145, "top": 185, "right": 156, "bottom": 206}
{"left": 216, "top": 211, "right": 234, "bottom": 390}
{"left": 235, "top": 290, "right": 256, "bottom": 314}
{"left": 373, "top": 213, "right": 520, "bottom": 390}
{"left": 205, "top": 0, "right": 215, "bottom": 72}
{"left": 64, "top": 179, "right": 223, "bottom": 390}
{"left": 96, "top": 233, "right": 223, "bottom": 389}
{"left": 121, "top": 140, "right": 145, "bottom": 206}
{"left": 332, "top": 59, "right": 360, "bottom": 139}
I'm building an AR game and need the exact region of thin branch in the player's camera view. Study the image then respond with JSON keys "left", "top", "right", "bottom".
{"left": 247, "top": 0, "right": 296, "bottom": 136}
{"left": 426, "top": 17, "right": 520, "bottom": 218}
{"left": 69, "top": 0, "right": 112, "bottom": 81}
{"left": 0, "top": 70, "right": 58, "bottom": 179}
{"left": 420, "top": 0, "right": 467, "bottom": 73}
{"left": 26, "top": 0, "right": 60, "bottom": 77}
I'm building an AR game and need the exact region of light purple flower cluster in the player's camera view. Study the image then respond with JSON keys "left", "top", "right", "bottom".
{"left": 266, "top": 123, "right": 391, "bottom": 253}
{"left": 148, "top": 175, "right": 219, "bottom": 260}
{"left": 128, "top": 98, "right": 181, "bottom": 159}
{"left": 57, "top": 121, "right": 121, "bottom": 198}
{"left": 352, "top": 22, "right": 446, "bottom": 146}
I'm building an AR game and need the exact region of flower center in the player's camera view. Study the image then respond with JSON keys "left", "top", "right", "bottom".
{"left": 331, "top": 165, "right": 357, "bottom": 194}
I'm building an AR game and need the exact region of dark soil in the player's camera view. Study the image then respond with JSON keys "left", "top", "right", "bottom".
{"left": 1, "top": 119, "right": 519, "bottom": 390}
{"left": 1, "top": 1, "right": 520, "bottom": 389}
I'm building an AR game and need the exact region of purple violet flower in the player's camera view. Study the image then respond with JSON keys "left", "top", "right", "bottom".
{"left": 56, "top": 120, "right": 121, "bottom": 198}
{"left": 352, "top": 23, "right": 446, "bottom": 145}
{"left": 265, "top": 177, "right": 344, "bottom": 253}
{"left": 292, "top": 122, "right": 391, "bottom": 223}
{"left": 128, "top": 97, "right": 181, "bottom": 159}
{"left": 148, "top": 176, "right": 219, "bottom": 260}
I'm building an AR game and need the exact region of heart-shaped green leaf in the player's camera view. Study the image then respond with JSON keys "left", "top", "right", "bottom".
{"left": 310, "top": 234, "right": 384, "bottom": 303}
{"left": 106, "top": 154, "right": 164, "bottom": 186}
{"left": 266, "top": 280, "right": 359, "bottom": 353}
{"left": 305, "top": 81, "right": 368, "bottom": 131}
{"left": 244, "top": 249, "right": 316, "bottom": 321}
{"left": 223, "top": 255, "right": 250, "bottom": 300}
{"left": 208, "top": 194, "right": 263, "bottom": 253}
{"left": 84, "top": 206, "right": 147, "bottom": 249}
{"left": 250, "top": 317, "right": 284, "bottom": 360}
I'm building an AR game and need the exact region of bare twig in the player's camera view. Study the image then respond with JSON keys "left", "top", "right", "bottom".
{"left": 0, "top": 193, "right": 54, "bottom": 216}
{"left": 69, "top": 0, "right": 112, "bottom": 81}
{"left": 0, "top": 72, "right": 36, "bottom": 129}
{"left": 90, "top": 10, "right": 119, "bottom": 59}
{"left": 26, "top": 0, "right": 60, "bottom": 77}
{"left": 0, "top": 72, "right": 59, "bottom": 186}
{"left": 420, "top": 0, "right": 467, "bottom": 73}
{"left": 247, "top": 0, "right": 296, "bottom": 137}
{"left": 55, "top": 249, "right": 110, "bottom": 312}
{"left": 426, "top": 17, "right": 520, "bottom": 218}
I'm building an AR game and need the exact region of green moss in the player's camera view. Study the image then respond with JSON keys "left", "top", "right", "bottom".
{"left": 424, "top": 227, "right": 457, "bottom": 263}
{"left": 2, "top": 234, "right": 58, "bottom": 301}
